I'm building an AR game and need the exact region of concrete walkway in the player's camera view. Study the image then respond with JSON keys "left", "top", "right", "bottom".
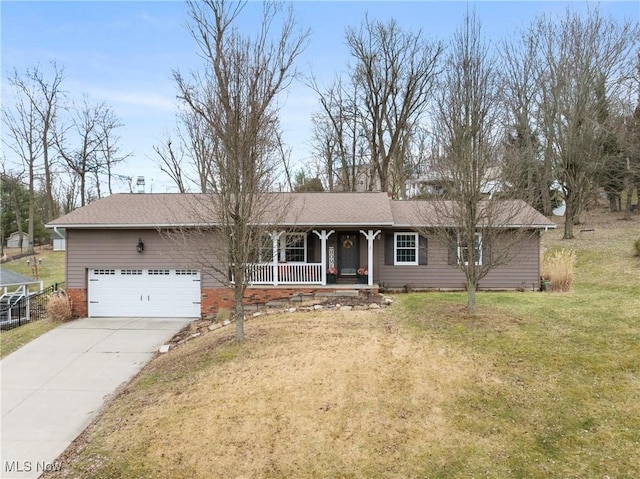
{"left": 1, "top": 317, "right": 194, "bottom": 479}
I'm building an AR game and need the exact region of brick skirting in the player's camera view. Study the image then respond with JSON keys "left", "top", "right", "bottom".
{"left": 68, "top": 286, "right": 379, "bottom": 318}
{"left": 201, "top": 287, "right": 358, "bottom": 318}
{"left": 67, "top": 288, "right": 88, "bottom": 318}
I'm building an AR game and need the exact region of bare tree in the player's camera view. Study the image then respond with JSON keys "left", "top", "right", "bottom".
{"left": 2, "top": 76, "right": 45, "bottom": 253}
{"left": 95, "top": 106, "right": 130, "bottom": 196}
{"left": 346, "top": 17, "right": 443, "bottom": 196}
{"left": 530, "top": 7, "right": 638, "bottom": 238}
{"left": 156, "top": 106, "right": 218, "bottom": 193}
{"left": 155, "top": 135, "right": 188, "bottom": 193}
{"left": 501, "top": 30, "right": 553, "bottom": 215}
{"left": 420, "top": 11, "right": 537, "bottom": 312}
{"left": 309, "top": 76, "right": 365, "bottom": 191}
{"left": 172, "top": 0, "right": 308, "bottom": 341}
{"left": 6, "top": 63, "right": 65, "bottom": 222}
{"left": 56, "top": 97, "right": 125, "bottom": 206}
{"left": 0, "top": 170, "right": 28, "bottom": 254}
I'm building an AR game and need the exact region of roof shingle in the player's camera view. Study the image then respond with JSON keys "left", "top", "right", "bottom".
{"left": 46, "top": 192, "right": 555, "bottom": 229}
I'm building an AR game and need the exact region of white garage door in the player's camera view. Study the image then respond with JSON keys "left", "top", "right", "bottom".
{"left": 88, "top": 269, "right": 201, "bottom": 318}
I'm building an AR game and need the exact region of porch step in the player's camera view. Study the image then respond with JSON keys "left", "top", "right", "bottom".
{"left": 315, "top": 290, "right": 359, "bottom": 298}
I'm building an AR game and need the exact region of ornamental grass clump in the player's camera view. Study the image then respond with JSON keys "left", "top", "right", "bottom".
{"left": 541, "top": 248, "right": 576, "bottom": 292}
{"left": 46, "top": 291, "right": 73, "bottom": 323}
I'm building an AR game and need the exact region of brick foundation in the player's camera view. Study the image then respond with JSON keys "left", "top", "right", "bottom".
{"left": 67, "top": 288, "right": 88, "bottom": 318}
{"left": 201, "top": 286, "right": 379, "bottom": 318}
{"left": 68, "top": 286, "right": 379, "bottom": 319}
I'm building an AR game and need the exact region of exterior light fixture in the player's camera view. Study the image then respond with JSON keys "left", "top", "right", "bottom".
{"left": 136, "top": 238, "right": 144, "bottom": 254}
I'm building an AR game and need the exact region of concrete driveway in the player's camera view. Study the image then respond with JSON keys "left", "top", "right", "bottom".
{"left": 1, "top": 316, "right": 194, "bottom": 479}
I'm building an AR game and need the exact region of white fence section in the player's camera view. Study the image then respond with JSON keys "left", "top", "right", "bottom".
{"left": 245, "top": 263, "right": 323, "bottom": 285}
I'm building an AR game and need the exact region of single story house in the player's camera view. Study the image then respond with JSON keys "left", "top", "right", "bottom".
{"left": 46, "top": 192, "right": 555, "bottom": 319}
{"left": 6, "top": 231, "right": 30, "bottom": 249}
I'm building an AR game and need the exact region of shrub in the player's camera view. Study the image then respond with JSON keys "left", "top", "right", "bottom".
{"left": 541, "top": 248, "right": 576, "bottom": 292}
{"left": 215, "top": 307, "right": 232, "bottom": 323}
{"left": 634, "top": 237, "right": 640, "bottom": 258}
{"left": 46, "top": 291, "right": 73, "bottom": 323}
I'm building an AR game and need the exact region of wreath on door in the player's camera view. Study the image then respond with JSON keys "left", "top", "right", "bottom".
{"left": 342, "top": 237, "right": 354, "bottom": 249}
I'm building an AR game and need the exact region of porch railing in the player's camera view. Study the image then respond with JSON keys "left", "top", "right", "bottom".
{"left": 244, "top": 263, "right": 323, "bottom": 285}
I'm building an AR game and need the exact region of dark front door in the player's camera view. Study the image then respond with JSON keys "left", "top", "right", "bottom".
{"left": 338, "top": 233, "right": 359, "bottom": 276}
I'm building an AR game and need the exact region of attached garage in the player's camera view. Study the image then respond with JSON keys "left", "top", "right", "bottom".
{"left": 88, "top": 268, "right": 201, "bottom": 318}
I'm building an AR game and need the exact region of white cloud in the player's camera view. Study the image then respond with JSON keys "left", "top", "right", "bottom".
{"left": 86, "top": 88, "right": 177, "bottom": 112}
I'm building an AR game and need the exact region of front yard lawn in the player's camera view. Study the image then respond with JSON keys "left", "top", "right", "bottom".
{"left": 43, "top": 209, "right": 640, "bottom": 478}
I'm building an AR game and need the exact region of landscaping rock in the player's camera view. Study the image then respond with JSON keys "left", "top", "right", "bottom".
{"left": 313, "top": 304, "right": 324, "bottom": 310}
{"left": 368, "top": 303, "right": 381, "bottom": 309}
{"left": 222, "top": 319, "right": 231, "bottom": 326}
{"left": 287, "top": 307, "right": 297, "bottom": 313}
{"left": 159, "top": 344, "right": 170, "bottom": 353}
{"left": 339, "top": 306, "right": 353, "bottom": 312}
{"left": 208, "top": 323, "right": 222, "bottom": 331}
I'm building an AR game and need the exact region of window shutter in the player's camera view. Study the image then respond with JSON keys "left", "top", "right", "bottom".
{"left": 385, "top": 232, "right": 394, "bottom": 265}
{"left": 482, "top": 238, "right": 491, "bottom": 266}
{"left": 418, "top": 236, "right": 428, "bottom": 265}
{"left": 447, "top": 240, "right": 457, "bottom": 265}
{"left": 307, "top": 233, "right": 315, "bottom": 263}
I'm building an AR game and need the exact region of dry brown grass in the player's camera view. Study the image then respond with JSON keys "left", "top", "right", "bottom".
{"left": 541, "top": 248, "right": 576, "bottom": 292}
{"left": 45, "top": 292, "right": 73, "bottom": 323}
{"left": 45, "top": 207, "right": 640, "bottom": 478}
{"left": 52, "top": 310, "right": 483, "bottom": 478}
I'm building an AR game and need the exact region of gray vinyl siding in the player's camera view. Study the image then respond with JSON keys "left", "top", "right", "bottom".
{"left": 66, "top": 229, "right": 226, "bottom": 289}
{"left": 376, "top": 230, "right": 541, "bottom": 290}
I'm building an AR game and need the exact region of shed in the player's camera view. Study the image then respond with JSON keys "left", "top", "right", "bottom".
{"left": 51, "top": 228, "right": 66, "bottom": 251}
{"left": 6, "top": 232, "right": 30, "bottom": 249}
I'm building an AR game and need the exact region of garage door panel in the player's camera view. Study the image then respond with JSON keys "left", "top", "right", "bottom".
{"left": 89, "top": 269, "right": 200, "bottom": 318}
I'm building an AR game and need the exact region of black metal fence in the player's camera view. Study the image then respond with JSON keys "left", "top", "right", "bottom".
{"left": 0, "top": 283, "right": 66, "bottom": 332}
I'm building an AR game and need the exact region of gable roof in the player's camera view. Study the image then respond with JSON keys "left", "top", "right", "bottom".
{"left": 390, "top": 199, "right": 556, "bottom": 228}
{"left": 46, "top": 192, "right": 555, "bottom": 230}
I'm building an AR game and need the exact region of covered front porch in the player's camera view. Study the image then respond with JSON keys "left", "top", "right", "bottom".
{"left": 242, "top": 229, "right": 381, "bottom": 287}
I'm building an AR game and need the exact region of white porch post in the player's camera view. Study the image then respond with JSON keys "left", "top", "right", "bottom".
{"left": 269, "top": 231, "right": 284, "bottom": 285}
{"left": 313, "top": 229, "right": 334, "bottom": 285}
{"left": 360, "top": 229, "right": 381, "bottom": 286}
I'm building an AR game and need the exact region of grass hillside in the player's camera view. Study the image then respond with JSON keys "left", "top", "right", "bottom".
{"left": 1, "top": 246, "right": 65, "bottom": 289}
{"left": 1, "top": 247, "right": 66, "bottom": 357}
{"left": 47, "top": 210, "right": 639, "bottom": 478}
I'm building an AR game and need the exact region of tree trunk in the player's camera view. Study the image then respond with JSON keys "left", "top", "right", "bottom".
{"left": 467, "top": 278, "right": 478, "bottom": 313}
{"left": 233, "top": 280, "right": 245, "bottom": 342}
{"left": 11, "top": 185, "right": 25, "bottom": 255}
{"left": 42, "top": 131, "right": 56, "bottom": 221}
{"left": 623, "top": 179, "right": 632, "bottom": 221}
{"left": 27, "top": 163, "right": 35, "bottom": 254}
{"left": 609, "top": 194, "right": 620, "bottom": 212}
{"left": 563, "top": 191, "right": 575, "bottom": 239}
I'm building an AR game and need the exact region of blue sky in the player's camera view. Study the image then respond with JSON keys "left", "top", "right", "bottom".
{"left": 2, "top": 1, "right": 638, "bottom": 193}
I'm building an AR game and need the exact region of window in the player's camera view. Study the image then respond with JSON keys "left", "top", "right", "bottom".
{"left": 148, "top": 269, "right": 170, "bottom": 275}
{"left": 121, "top": 269, "right": 142, "bottom": 275}
{"left": 458, "top": 233, "right": 483, "bottom": 266}
{"left": 394, "top": 232, "right": 418, "bottom": 265}
{"left": 176, "top": 270, "right": 199, "bottom": 276}
{"left": 257, "top": 235, "right": 274, "bottom": 263}
{"left": 94, "top": 269, "right": 115, "bottom": 275}
{"left": 281, "top": 233, "right": 306, "bottom": 263}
